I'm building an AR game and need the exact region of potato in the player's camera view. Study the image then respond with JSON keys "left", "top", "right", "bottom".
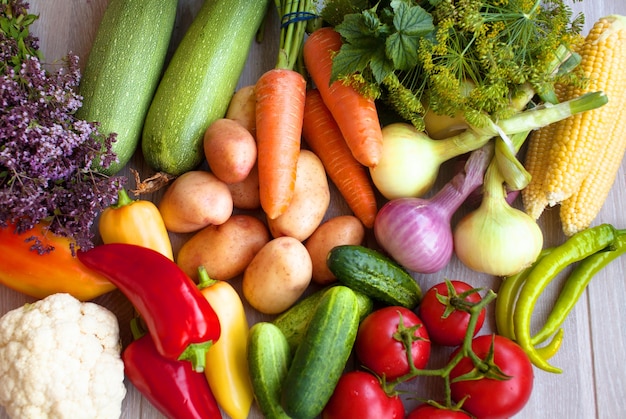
{"left": 305, "top": 215, "right": 366, "bottom": 285}
{"left": 158, "top": 170, "right": 233, "bottom": 233}
{"left": 203, "top": 118, "right": 257, "bottom": 184}
{"left": 176, "top": 214, "right": 270, "bottom": 282}
{"left": 267, "top": 150, "right": 330, "bottom": 241}
{"left": 227, "top": 162, "right": 260, "bottom": 210}
{"left": 225, "top": 85, "right": 256, "bottom": 136}
{"left": 242, "top": 236, "right": 312, "bottom": 314}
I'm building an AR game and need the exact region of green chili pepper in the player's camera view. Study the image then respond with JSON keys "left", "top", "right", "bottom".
{"left": 495, "top": 247, "right": 554, "bottom": 340}
{"left": 513, "top": 223, "right": 620, "bottom": 373}
{"left": 535, "top": 328, "right": 564, "bottom": 360}
{"left": 532, "top": 233, "right": 626, "bottom": 346}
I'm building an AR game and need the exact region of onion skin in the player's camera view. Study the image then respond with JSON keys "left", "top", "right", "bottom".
{"left": 374, "top": 145, "right": 492, "bottom": 274}
{"left": 370, "top": 124, "right": 442, "bottom": 199}
{"left": 453, "top": 201, "right": 543, "bottom": 277}
{"left": 375, "top": 198, "right": 453, "bottom": 274}
{"left": 369, "top": 123, "right": 491, "bottom": 200}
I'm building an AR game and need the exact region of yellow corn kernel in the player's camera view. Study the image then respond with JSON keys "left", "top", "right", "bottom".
{"left": 523, "top": 15, "right": 626, "bottom": 223}
{"left": 532, "top": 16, "right": 626, "bottom": 209}
{"left": 522, "top": 79, "right": 572, "bottom": 219}
{"left": 558, "top": 15, "right": 626, "bottom": 236}
{"left": 522, "top": 116, "right": 555, "bottom": 220}
{"left": 560, "top": 93, "right": 626, "bottom": 236}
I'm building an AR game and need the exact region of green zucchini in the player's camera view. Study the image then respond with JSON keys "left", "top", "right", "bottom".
{"left": 247, "top": 322, "right": 291, "bottom": 419}
{"left": 282, "top": 285, "right": 360, "bottom": 419}
{"left": 272, "top": 285, "right": 373, "bottom": 353}
{"left": 327, "top": 245, "right": 422, "bottom": 309}
{"left": 141, "top": 0, "right": 269, "bottom": 176}
{"left": 76, "top": 0, "right": 177, "bottom": 175}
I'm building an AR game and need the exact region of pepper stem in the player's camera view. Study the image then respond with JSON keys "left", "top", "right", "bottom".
{"left": 129, "top": 317, "right": 147, "bottom": 341}
{"left": 112, "top": 188, "right": 133, "bottom": 209}
{"left": 178, "top": 340, "right": 213, "bottom": 373}
{"left": 197, "top": 266, "right": 218, "bottom": 290}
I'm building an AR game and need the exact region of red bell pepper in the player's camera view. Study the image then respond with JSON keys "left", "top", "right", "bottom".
{"left": 123, "top": 332, "right": 222, "bottom": 419}
{"left": 77, "top": 243, "right": 220, "bottom": 371}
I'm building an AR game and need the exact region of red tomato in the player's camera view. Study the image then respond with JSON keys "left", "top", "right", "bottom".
{"left": 355, "top": 306, "right": 430, "bottom": 380}
{"left": 419, "top": 280, "right": 485, "bottom": 346}
{"left": 449, "top": 334, "right": 534, "bottom": 419}
{"left": 407, "top": 403, "right": 473, "bottom": 418}
{"left": 321, "top": 371, "right": 404, "bottom": 419}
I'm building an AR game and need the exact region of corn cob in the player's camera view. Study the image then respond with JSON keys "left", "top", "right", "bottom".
{"left": 560, "top": 94, "right": 626, "bottom": 236}
{"left": 522, "top": 111, "right": 557, "bottom": 220}
{"left": 522, "top": 15, "right": 626, "bottom": 221}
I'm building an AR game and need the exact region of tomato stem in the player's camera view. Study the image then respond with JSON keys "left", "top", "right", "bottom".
{"left": 387, "top": 289, "right": 499, "bottom": 409}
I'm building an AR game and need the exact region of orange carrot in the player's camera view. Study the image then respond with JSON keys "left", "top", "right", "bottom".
{"left": 303, "top": 27, "right": 383, "bottom": 168}
{"left": 254, "top": 0, "right": 312, "bottom": 219}
{"left": 255, "top": 68, "right": 307, "bottom": 219}
{"left": 303, "top": 89, "right": 378, "bottom": 228}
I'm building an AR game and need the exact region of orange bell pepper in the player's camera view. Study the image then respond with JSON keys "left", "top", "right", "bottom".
{"left": 98, "top": 188, "right": 174, "bottom": 260}
{"left": 0, "top": 223, "right": 116, "bottom": 300}
{"left": 197, "top": 266, "right": 254, "bottom": 419}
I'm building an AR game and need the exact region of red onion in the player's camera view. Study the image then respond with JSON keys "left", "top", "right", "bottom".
{"left": 454, "top": 156, "right": 520, "bottom": 209}
{"left": 374, "top": 144, "right": 493, "bottom": 274}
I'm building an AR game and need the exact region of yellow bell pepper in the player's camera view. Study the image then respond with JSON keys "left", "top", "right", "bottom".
{"left": 197, "top": 267, "right": 254, "bottom": 419}
{"left": 98, "top": 188, "right": 174, "bottom": 260}
{"left": 0, "top": 222, "right": 116, "bottom": 300}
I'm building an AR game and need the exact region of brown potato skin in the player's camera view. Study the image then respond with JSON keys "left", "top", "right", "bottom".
{"left": 225, "top": 85, "right": 256, "bottom": 136}
{"left": 158, "top": 170, "right": 233, "bottom": 233}
{"left": 227, "top": 163, "right": 261, "bottom": 210}
{"left": 305, "top": 215, "right": 365, "bottom": 285}
{"left": 267, "top": 150, "right": 330, "bottom": 241}
{"left": 242, "top": 236, "right": 312, "bottom": 315}
{"left": 203, "top": 118, "right": 257, "bottom": 184}
{"left": 176, "top": 214, "right": 270, "bottom": 282}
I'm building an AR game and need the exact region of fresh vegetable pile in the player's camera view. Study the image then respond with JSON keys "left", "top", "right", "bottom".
{"left": 2, "top": 0, "right": 626, "bottom": 418}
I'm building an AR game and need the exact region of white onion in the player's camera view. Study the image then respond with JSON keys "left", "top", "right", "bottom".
{"left": 453, "top": 160, "right": 544, "bottom": 277}
{"left": 369, "top": 123, "right": 491, "bottom": 200}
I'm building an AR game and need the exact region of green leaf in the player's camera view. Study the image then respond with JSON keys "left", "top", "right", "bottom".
{"left": 318, "top": 0, "right": 369, "bottom": 27}
{"left": 386, "top": 1, "right": 434, "bottom": 70}
{"left": 331, "top": 42, "right": 375, "bottom": 81}
{"left": 391, "top": 0, "right": 434, "bottom": 36}
{"left": 336, "top": 9, "right": 387, "bottom": 44}
{"left": 369, "top": 48, "right": 395, "bottom": 84}
{"left": 333, "top": 8, "right": 392, "bottom": 83}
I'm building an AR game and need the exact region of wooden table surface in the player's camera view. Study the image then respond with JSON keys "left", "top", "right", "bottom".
{"left": 2, "top": 1, "right": 625, "bottom": 418}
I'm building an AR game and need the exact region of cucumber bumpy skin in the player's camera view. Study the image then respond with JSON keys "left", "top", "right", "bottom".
{"left": 327, "top": 245, "right": 422, "bottom": 309}
{"left": 281, "top": 285, "right": 360, "bottom": 419}
{"left": 272, "top": 285, "right": 373, "bottom": 354}
{"left": 247, "top": 322, "right": 291, "bottom": 419}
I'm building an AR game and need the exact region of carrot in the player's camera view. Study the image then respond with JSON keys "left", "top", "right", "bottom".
{"left": 254, "top": 0, "right": 312, "bottom": 219}
{"left": 256, "top": 69, "right": 307, "bottom": 219}
{"left": 303, "top": 27, "right": 383, "bottom": 168}
{"left": 302, "top": 89, "right": 378, "bottom": 228}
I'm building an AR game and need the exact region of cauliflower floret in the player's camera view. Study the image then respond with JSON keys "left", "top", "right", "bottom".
{"left": 0, "top": 293, "right": 127, "bottom": 419}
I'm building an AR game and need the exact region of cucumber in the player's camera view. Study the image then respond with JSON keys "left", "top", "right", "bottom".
{"left": 272, "top": 285, "right": 373, "bottom": 353}
{"left": 141, "top": 0, "right": 269, "bottom": 176}
{"left": 76, "top": 0, "right": 177, "bottom": 175}
{"left": 327, "top": 245, "right": 422, "bottom": 309}
{"left": 282, "top": 286, "right": 360, "bottom": 419}
{"left": 247, "top": 322, "right": 291, "bottom": 419}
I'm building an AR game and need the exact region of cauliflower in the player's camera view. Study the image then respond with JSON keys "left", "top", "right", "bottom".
{"left": 0, "top": 293, "right": 127, "bottom": 419}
